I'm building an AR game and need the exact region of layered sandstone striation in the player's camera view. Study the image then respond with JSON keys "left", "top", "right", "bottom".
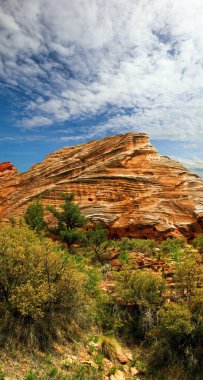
{"left": 0, "top": 162, "right": 20, "bottom": 217}
{"left": 0, "top": 133, "right": 203, "bottom": 238}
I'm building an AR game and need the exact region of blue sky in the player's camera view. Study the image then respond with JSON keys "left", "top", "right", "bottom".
{"left": 0, "top": 0, "right": 203, "bottom": 176}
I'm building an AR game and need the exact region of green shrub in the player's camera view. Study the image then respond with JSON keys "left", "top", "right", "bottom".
{"left": 116, "top": 269, "right": 165, "bottom": 308}
{"left": 24, "top": 201, "right": 46, "bottom": 233}
{"left": 118, "top": 250, "right": 129, "bottom": 262}
{"left": 114, "top": 269, "right": 165, "bottom": 339}
{"left": 148, "top": 302, "right": 196, "bottom": 370}
{"left": 158, "top": 303, "right": 194, "bottom": 340}
{"left": 119, "top": 238, "right": 157, "bottom": 254}
{"left": 97, "top": 335, "right": 122, "bottom": 361}
{"left": 25, "top": 370, "right": 38, "bottom": 380}
{"left": 0, "top": 225, "right": 90, "bottom": 349}
{"left": 64, "top": 363, "right": 103, "bottom": 380}
{"left": 174, "top": 255, "right": 200, "bottom": 299}
{"left": 193, "top": 234, "right": 203, "bottom": 254}
{"left": 160, "top": 238, "right": 186, "bottom": 261}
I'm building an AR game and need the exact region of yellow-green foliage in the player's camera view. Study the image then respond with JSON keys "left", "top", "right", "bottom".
{"left": 116, "top": 269, "right": 165, "bottom": 307}
{"left": 119, "top": 237, "right": 157, "bottom": 254}
{"left": 160, "top": 237, "right": 186, "bottom": 261}
{"left": 0, "top": 225, "right": 89, "bottom": 348}
{"left": 174, "top": 254, "right": 201, "bottom": 298}
{"left": 113, "top": 268, "right": 166, "bottom": 340}
{"left": 97, "top": 335, "right": 121, "bottom": 361}
{"left": 193, "top": 234, "right": 203, "bottom": 254}
{"left": 158, "top": 303, "right": 194, "bottom": 339}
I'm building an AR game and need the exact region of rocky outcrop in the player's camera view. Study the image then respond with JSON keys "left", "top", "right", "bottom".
{"left": 0, "top": 133, "right": 203, "bottom": 238}
{"left": 0, "top": 162, "right": 20, "bottom": 217}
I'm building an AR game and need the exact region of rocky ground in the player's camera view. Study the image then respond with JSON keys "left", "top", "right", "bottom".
{"left": 0, "top": 340, "right": 147, "bottom": 380}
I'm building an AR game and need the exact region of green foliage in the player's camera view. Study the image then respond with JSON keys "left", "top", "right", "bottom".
{"left": 9, "top": 217, "right": 16, "bottom": 227}
{"left": 118, "top": 250, "right": 129, "bottom": 262}
{"left": 116, "top": 269, "right": 165, "bottom": 308}
{"left": 64, "top": 363, "right": 103, "bottom": 380}
{"left": 86, "top": 223, "right": 109, "bottom": 264}
{"left": 0, "top": 213, "right": 202, "bottom": 379}
{"left": 158, "top": 303, "right": 194, "bottom": 340}
{"left": 46, "top": 193, "right": 87, "bottom": 248}
{"left": 160, "top": 238, "right": 186, "bottom": 261}
{"left": 148, "top": 301, "right": 203, "bottom": 374}
{"left": 114, "top": 268, "right": 165, "bottom": 339}
{"left": 49, "top": 366, "right": 58, "bottom": 377}
{"left": 97, "top": 335, "right": 121, "bottom": 362}
{"left": 189, "top": 294, "right": 203, "bottom": 333}
{"left": 95, "top": 293, "right": 124, "bottom": 335}
{"left": 193, "top": 234, "right": 203, "bottom": 254}
{"left": 84, "top": 267, "right": 101, "bottom": 297}
{"left": 174, "top": 254, "right": 200, "bottom": 299}
{"left": 0, "top": 225, "right": 90, "bottom": 349}
{"left": 24, "top": 201, "right": 46, "bottom": 233}
{"left": 25, "top": 370, "right": 38, "bottom": 380}
{"left": 119, "top": 237, "right": 157, "bottom": 254}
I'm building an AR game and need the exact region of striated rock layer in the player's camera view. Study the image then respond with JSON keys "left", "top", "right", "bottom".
{"left": 0, "top": 133, "right": 203, "bottom": 239}
{"left": 0, "top": 162, "right": 20, "bottom": 218}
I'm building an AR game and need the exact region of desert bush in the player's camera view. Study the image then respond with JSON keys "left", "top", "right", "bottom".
{"left": 0, "top": 225, "right": 90, "bottom": 349}
{"left": 116, "top": 269, "right": 165, "bottom": 308}
{"left": 119, "top": 237, "right": 157, "bottom": 254}
{"left": 174, "top": 254, "right": 201, "bottom": 299}
{"left": 148, "top": 301, "right": 203, "bottom": 375}
{"left": 97, "top": 335, "right": 122, "bottom": 362}
{"left": 158, "top": 303, "right": 194, "bottom": 340}
{"left": 114, "top": 269, "right": 165, "bottom": 339}
{"left": 193, "top": 234, "right": 203, "bottom": 254}
{"left": 94, "top": 292, "right": 125, "bottom": 335}
{"left": 160, "top": 238, "right": 186, "bottom": 261}
{"left": 187, "top": 293, "right": 203, "bottom": 371}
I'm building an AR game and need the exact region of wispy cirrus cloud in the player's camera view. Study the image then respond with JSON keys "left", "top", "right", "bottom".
{"left": 173, "top": 157, "right": 203, "bottom": 170}
{"left": 172, "top": 156, "right": 203, "bottom": 179}
{"left": 0, "top": 0, "right": 203, "bottom": 142}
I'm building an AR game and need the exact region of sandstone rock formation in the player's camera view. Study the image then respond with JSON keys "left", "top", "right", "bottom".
{"left": 0, "top": 132, "right": 203, "bottom": 239}
{"left": 0, "top": 162, "right": 20, "bottom": 218}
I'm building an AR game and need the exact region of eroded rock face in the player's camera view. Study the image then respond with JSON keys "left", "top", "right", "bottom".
{"left": 0, "top": 133, "right": 203, "bottom": 239}
{"left": 0, "top": 162, "right": 20, "bottom": 217}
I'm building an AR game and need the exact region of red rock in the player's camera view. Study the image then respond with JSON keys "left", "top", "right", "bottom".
{"left": 0, "top": 133, "right": 202, "bottom": 239}
{"left": 110, "top": 259, "right": 122, "bottom": 269}
{"left": 0, "top": 162, "right": 20, "bottom": 214}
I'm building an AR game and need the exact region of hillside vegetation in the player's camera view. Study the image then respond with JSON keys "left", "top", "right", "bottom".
{"left": 0, "top": 195, "right": 202, "bottom": 380}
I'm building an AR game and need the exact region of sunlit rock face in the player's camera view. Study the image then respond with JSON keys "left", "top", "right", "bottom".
{"left": 0, "top": 162, "right": 20, "bottom": 217}
{"left": 0, "top": 133, "right": 203, "bottom": 239}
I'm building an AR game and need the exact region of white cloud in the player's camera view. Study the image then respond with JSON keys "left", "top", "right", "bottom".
{"left": 21, "top": 116, "right": 53, "bottom": 129}
{"left": 0, "top": 0, "right": 203, "bottom": 142}
{"left": 172, "top": 156, "right": 203, "bottom": 178}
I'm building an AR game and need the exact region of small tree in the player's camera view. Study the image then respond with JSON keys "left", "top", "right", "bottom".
{"left": 46, "top": 193, "right": 87, "bottom": 249}
{"left": 24, "top": 201, "right": 46, "bottom": 233}
{"left": 87, "top": 223, "right": 109, "bottom": 265}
